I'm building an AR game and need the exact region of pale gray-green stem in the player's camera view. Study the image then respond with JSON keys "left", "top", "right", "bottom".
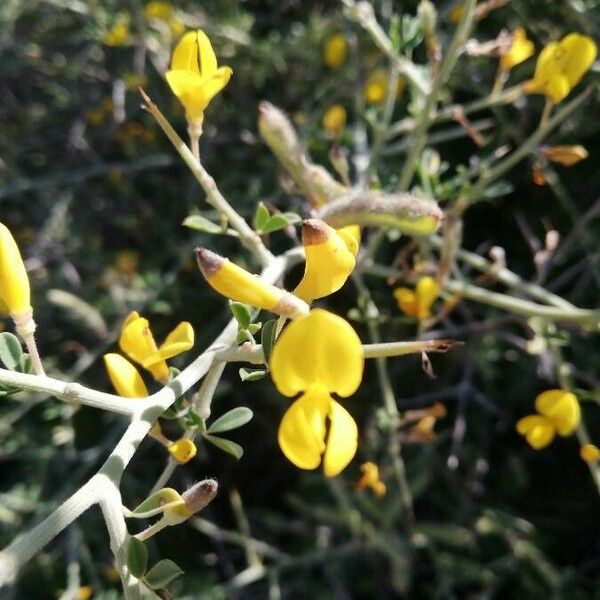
{"left": 0, "top": 253, "right": 292, "bottom": 595}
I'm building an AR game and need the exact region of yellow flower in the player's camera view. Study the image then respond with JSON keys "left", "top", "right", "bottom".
{"left": 0, "top": 222, "right": 31, "bottom": 317}
{"left": 500, "top": 27, "right": 534, "bottom": 71}
{"left": 119, "top": 311, "right": 194, "bottom": 383}
{"left": 364, "top": 69, "right": 405, "bottom": 104}
{"left": 104, "top": 353, "right": 149, "bottom": 398}
{"left": 580, "top": 443, "right": 600, "bottom": 463}
{"left": 103, "top": 15, "right": 132, "bottom": 47}
{"left": 77, "top": 586, "right": 93, "bottom": 600}
{"left": 524, "top": 33, "right": 597, "bottom": 104}
{"left": 144, "top": 1, "right": 173, "bottom": 20}
{"left": 167, "top": 438, "right": 197, "bottom": 464}
{"left": 448, "top": 3, "right": 464, "bottom": 25}
{"left": 196, "top": 247, "right": 309, "bottom": 318}
{"left": 322, "top": 104, "right": 347, "bottom": 136}
{"left": 293, "top": 220, "right": 357, "bottom": 302}
{"left": 323, "top": 33, "right": 347, "bottom": 69}
{"left": 393, "top": 276, "right": 440, "bottom": 320}
{"left": 336, "top": 225, "right": 361, "bottom": 258}
{"left": 540, "top": 145, "right": 589, "bottom": 166}
{"left": 165, "top": 30, "right": 233, "bottom": 126}
{"left": 357, "top": 462, "right": 386, "bottom": 497}
{"left": 516, "top": 389, "right": 580, "bottom": 450}
{"left": 271, "top": 309, "right": 364, "bottom": 477}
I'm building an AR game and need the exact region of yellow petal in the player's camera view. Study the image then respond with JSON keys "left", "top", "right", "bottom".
{"left": 165, "top": 70, "right": 209, "bottom": 123}
{"left": 103, "top": 353, "right": 149, "bottom": 398}
{"left": 535, "top": 389, "right": 580, "bottom": 436}
{"left": 336, "top": 225, "right": 361, "bottom": 258}
{"left": 558, "top": 33, "right": 597, "bottom": 88}
{"left": 294, "top": 220, "right": 356, "bottom": 302}
{"left": 119, "top": 314, "right": 169, "bottom": 382}
{"left": 580, "top": 443, "right": 600, "bottom": 463}
{"left": 171, "top": 30, "right": 217, "bottom": 76}
{"left": 0, "top": 222, "right": 31, "bottom": 316}
{"left": 540, "top": 145, "right": 588, "bottom": 166}
{"left": 154, "top": 321, "right": 194, "bottom": 363}
{"left": 323, "top": 399, "right": 358, "bottom": 477}
{"left": 198, "top": 66, "right": 233, "bottom": 105}
{"left": 322, "top": 104, "right": 346, "bottom": 136}
{"left": 278, "top": 390, "right": 329, "bottom": 470}
{"left": 516, "top": 414, "right": 556, "bottom": 449}
{"left": 415, "top": 276, "right": 440, "bottom": 319}
{"left": 167, "top": 438, "right": 197, "bottom": 464}
{"left": 270, "top": 309, "right": 364, "bottom": 398}
{"left": 500, "top": 27, "right": 534, "bottom": 71}
{"left": 323, "top": 33, "right": 347, "bottom": 69}
{"left": 393, "top": 288, "right": 418, "bottom": 317}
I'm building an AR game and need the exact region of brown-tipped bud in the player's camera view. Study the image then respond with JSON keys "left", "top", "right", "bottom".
{"left": 182, "top": 478, "right": 218, "bottom": 514}
{"left": 302, "top": 219, "right": 331, "bottom": 246}
{"left": 195, "top": 247, "right": 309, "bottom": 318}
{"left": 317, "top": 191, "right": 443, "bottom": 236}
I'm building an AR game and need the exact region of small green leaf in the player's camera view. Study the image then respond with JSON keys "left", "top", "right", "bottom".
{"left": 203, "top": 435, "right": 244, "bottom": 459}
{"left": 248, "top": 322, "right": 262, "bottom": 335}
{"left": 0, "top": 333, "right": 23, "bottom": 371}
{"left": 144, "top": 559, "right": 184, "bottom": 589}
{"left": 127, "top": 537, "right": 148, "bottom": 578}
{"left": 235, "top": 329, "right": 255, "bottom": 345}
{"left": 186, "top": 410, "right": 206, "bottom": 431}
{"left": 253, "top": 202, "right": 270, "bottom": 232}
{"left": 261, "top": 319, "right": 277, "bottom": 366}
{"left": 208, "top": 407, "right": 253, "bottom": 433}
{"left": 229, "top": 301, "right": 252, "bottom": 329}
{"left": 262, "top": 212, "right": 302, "bottom": 234}
{"left": 182, "top": 214, "right": 223, "bottom": 234}
{"left": 238, "top": 367, "right": 267, "bottom": 382}
{"left": 17, "top": 353, "right": 32, "bottom": 374}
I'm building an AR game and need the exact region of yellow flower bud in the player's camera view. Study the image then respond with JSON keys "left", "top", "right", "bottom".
{"left": 167, "top": 438, "right": 197, "bottom": 464}
{"left": 500, "top": 28, "right": 534, "bottom": 71}
{"left": 580, "top": 443, "right": 600, "bottom": 463}
{"left": 540, "top": 145, "right": 588, "bottom": 166}
{"left": 196, "top": 247, "right": 309, "bottom": 318}
{"left": 393, "top": 276, "right": 440, "bottom": 320}
{"left": 293, "top": 220, "right": 356, "bottom": 302}
{"left": 357, "top": 462, "right": 386, "bottom": 497}
{"left": 322, "top": 104, "right": 347, "bottom": 136}
{"left": 0, "top": 222, "right": 32, "bottom": 317}
{"left": 161, "top": 479, "right": 218, "bottom": 525}
{"left": 323, "top": 33, "right": 347, "bottom": 69}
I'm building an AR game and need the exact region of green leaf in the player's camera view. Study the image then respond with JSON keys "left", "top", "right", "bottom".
{"left": 144, "top": 559, "right": 184, "bottom": 589}
{"left": 17, "top": 353, "right": 31, "bottom": 374}
{"left": 253, "top": 202, "right": 270, "bottom": 232}
{"left": 238, "top": 367, "right": 267, "bottom": 382}
{"left": 261, "top": 319, "right": 277, "bottom": 366}
{"left": 248, "top": 322, "right": 262, "bottom": 335}
{"left": 0, "top": 333, "right": 23, "bottom": 371}
{"left": 203, "top": 435, "right": 244, "bottom": 459}
{"left": 182, "top": 214, "right": 223, "bottom": 234}
{"left": 262, "top": 212, "right": 302, "bottom": 234}
{"left": 186, "top": 410, "right": 206, "bottom": 431}
{"left": 208, "top": 407, "right": 253, "bottom": 433}
{"left": 131, "top": 488, "right": 184, "bottom": 516}
{"left": 229, "top": 301, "right": 252, "bottom": 329}
{"left": 127, "top": 537, "right": 148, "bottom": 578}
{"left": 235, "top": 329, "right": 255, "bottom": 345}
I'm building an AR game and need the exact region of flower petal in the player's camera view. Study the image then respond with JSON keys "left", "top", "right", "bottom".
{"left": 393, "top": 288, "right": 418, "bottom": 317}
{"left": 165, "top": 70, "right": 209, "bottom": 123}
{"left": 516, "top": 414, "right": 556, "bottom": 449}
{"left": 270, "top": 309, "right": 364, "bottom": 398}
{"left": 558, "top": 33, "right": 597, "bottom": 88}
{"left": 535, "top": 389, "right": 580, "bottom": 436}
{"left": 103, "top": 353, "right": 148, "bottom": 398}
{"left": 323, "top": 399, "right": 358, "bottom": 477}
{"left": 336, "top": 225, "right": 361, "bottom": 257}
{"left": 277, "top": 390, "right": 329, "bottom": 470}
{"left": 171, "top": 30, "right": 211, "bottom": 74}
{"left": 415, "top": 276, "right": 440, "bottom": 319}
{"left": 155, "top": 321, "right": 194, "bottom": 362}
{"left": 0, "top": 222, "right": 31, "bottom": 316}
{"left": 167, "top": 438, "right": 197, "bottom": 464}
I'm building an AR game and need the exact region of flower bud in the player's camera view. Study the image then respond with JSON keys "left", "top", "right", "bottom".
{"left": 181, "top": 478, "right": 218, "bottom": 513}
{"left": 540, "top": 145, "right": 588, "bottom": 167}
{"left": 196, "top": 247, "right": 309, "bottom": 318}
{"left": 167, "top": 438, "right": 197, "bottom": 464}
{"left": 0, "top": 222, "right": 31, "bottom": 318}
{"left": 293, "top": 220, "right": 356, "bottom": 302}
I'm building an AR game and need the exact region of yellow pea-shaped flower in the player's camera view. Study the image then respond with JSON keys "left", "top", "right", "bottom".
{"left": 500, "top": 27, "right": 534, "bottom": 71}
{"left": 104, "top": 353, "right": 149, "bottom": 398}
{"left": 0, "top": 222, "right": 32, "bottom": 318}
{"left": 167, "top": 438, "right": 197, "bottom": 464}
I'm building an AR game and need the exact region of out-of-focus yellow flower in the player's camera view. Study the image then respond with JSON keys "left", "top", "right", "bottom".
{"left": 322, "top": 104, "right": 347, "bottom": 136}
{"left": 448, "top": 3, "right": 464, "bottom": 25}
{"left": 196, "top": 247, "right": 309, "bottom": 318}
{"left": 364, "top": 69, "right": 405, "bottom": 104}
{"left": 293, "top": 220, "right": 356, "bottom": 302}
{"left": 165, "top": 30, "right": 233, "bottom": 126}
{"left": 0, "top": 222, "right": 31, "bottom": 318}
{"left": 580, "top": 443, "right": 600, "bottom": 463}
{"left": 104, "top": 353, "right": 149, "bottom": 397}
{"left": 119, "top": 311, "right": 194, "bottom": 383}
{"left": 77, "top": 586, "right": 93, "bottom": 600}
{"left": 114, "top": 250, "right": 139, "bottom": 277}
{"left": 169, "top": 18, "right": 185, "bottom": 38}
{"left": 403, "top": 402, "right": 447, "bottom": 443}
{"left": 167, "top": 438, "right": 197, "bottom": 464}
{"left": 103, "top": 15, "right": 132, "bottom": 47}
{"left": 357, "top": 462, "right": 386, "bottom": 497}
{"left": 393, "top": 276, "right": 440, "bottom": 320}
{"left": 144, "top": 0, "right": 173, "bottom": 20}
{"left": 516, "top": 389, "right": 580, "bottom": 450}
{"left": 524, "top": 33, "right": 597, "bottom": 104}
{"left": 323, "top": 33, "right": 347, "bottom": 69}
{"left": 540, "top": 145, "right": 589, "bottom": 166}
{"left": 500, "top": 27, "right": 534, "bottom": 71}
{"left": 271, "top": 309, "right": 364, "bottom": 477}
